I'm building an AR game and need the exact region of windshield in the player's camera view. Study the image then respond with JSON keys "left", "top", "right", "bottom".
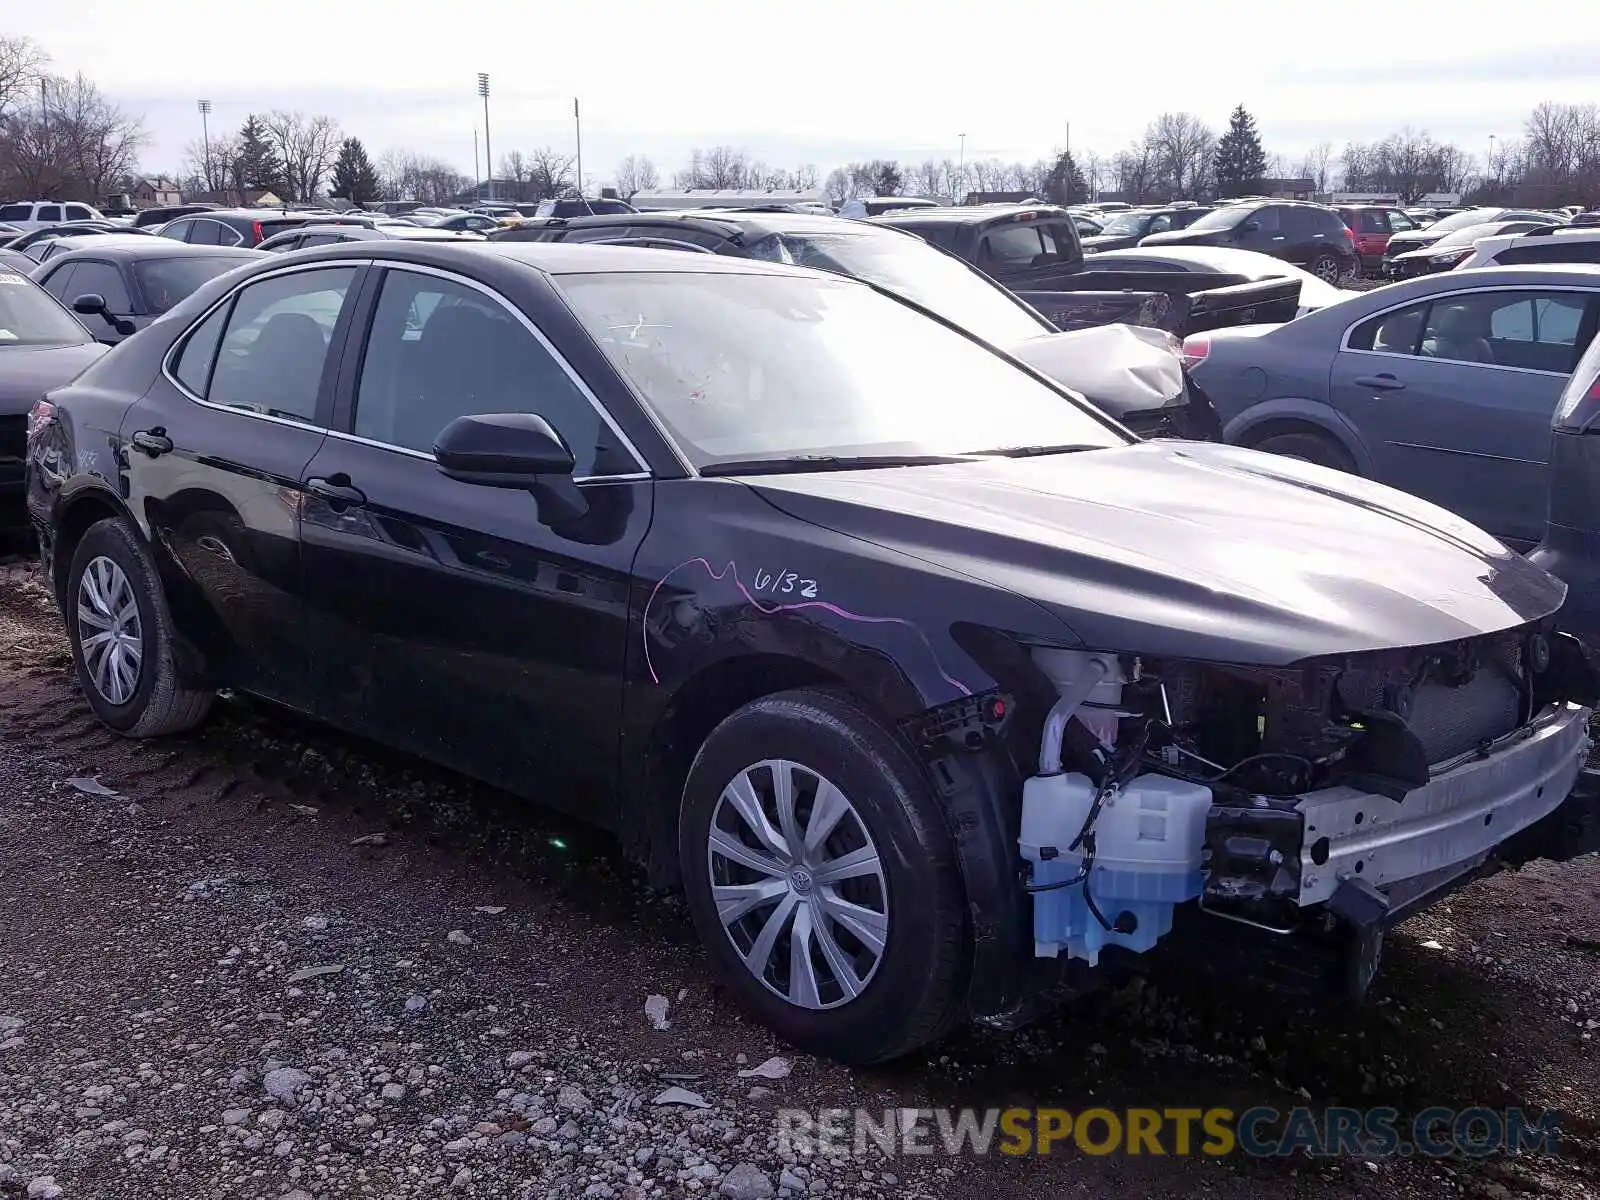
{"left": 1096, "top": 212, "right": 1154, "bottom": 237}
{"left": 0, "top": 271, "right": 92, "bottom": 346}
{"left": 134, "top": 256, "right": 250, "bottom": 314}
{"left": 1182, "top": 206, "right": 1251, "bottom": 233}
{"left": 557, "top": 271, "right": 1123, "bottom": 469}
{"left": 1424, "top": 209, "right": 1501, "bottom": 235}
{"left": 743, "top": 230, "right": 1048, "bottom": 345}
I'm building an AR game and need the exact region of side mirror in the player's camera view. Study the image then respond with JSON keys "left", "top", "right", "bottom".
{"left": 434, "top": 412, "right": 587, "bottom": 524}
{"left": 72, "top": 292, "right": 107, "bottom": 315}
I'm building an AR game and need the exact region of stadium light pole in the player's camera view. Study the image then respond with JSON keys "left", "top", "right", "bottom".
{"left": 477, "top": 74, "right": 492, "bottom": 202}
{"left": 198, "top": 99, "right": 213, "bottom": 190}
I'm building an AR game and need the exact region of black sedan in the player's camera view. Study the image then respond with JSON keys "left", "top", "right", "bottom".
{"left": 31, "top": 239, "right": 265, "bottom": 346}
{"left": 26, "top": 242, "right": 1600, "bottom": 1064}
{"left": 1079, "top": 205, "right": 1212, "bottom": 253}
{"left": 0, "top": 265, "right": 106, "bottom": 536}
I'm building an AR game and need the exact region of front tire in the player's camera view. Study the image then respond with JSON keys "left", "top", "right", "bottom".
{"left": 66, "top": 517, "right": 213, "bottom": 737}
{"left": 678, "top": 688, "right": 969, "bottom": 1065}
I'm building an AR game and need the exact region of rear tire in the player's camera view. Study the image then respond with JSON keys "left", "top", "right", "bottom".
{"left": 678, "top": 687, "right": 969, "bottom": 1065}
{"left": 1309, "top": 252, "right": 1342, "bottom": 283}
{"left": 66, "top": 517, "right": 213, "bottom": 737}
{"left": 1251, "top": 430, "right": 1357, "bottom": 473}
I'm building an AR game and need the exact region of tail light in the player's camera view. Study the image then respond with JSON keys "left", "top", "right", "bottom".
{"left": 252, "top": 220, "right": 264, "bottom": 244}
{"left": 1343, "top": 225, "right": 1356, "bottom": 244}
{"left": 26, "top": 399, "right": 55, "bottom": 439}
{"left": 1180, "top": 334, "right": 1211, "bottom": 368}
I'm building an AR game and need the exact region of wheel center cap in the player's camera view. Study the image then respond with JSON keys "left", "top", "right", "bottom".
{"left": 788, "top": 868, "right": 815, "bottom": 896}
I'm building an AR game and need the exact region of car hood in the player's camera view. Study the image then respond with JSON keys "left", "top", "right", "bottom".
{"left": 1007, "top": 324, "right": 1184, "bottom": 417}
{"left": 1384, "top": 230, "right": 1440, "bottom": 254}
{"left": 746, "top": 440, "right": 1564, "bottom": 666}
{"left": 1138, "top": 228, "right": 1227, "bottom": 247}
{"left": 0, "top": 341, "right": 107, "bottom": 414}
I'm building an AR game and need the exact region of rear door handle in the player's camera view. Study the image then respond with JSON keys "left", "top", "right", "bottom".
{"left": 306, "top": 475, "right": 367, "bottom": 508}
{"left": 129, "top": 429, "right": 173, "bottom": 457}
{"left": 1354, "top": 374, "right": 1406, "bottom": 391}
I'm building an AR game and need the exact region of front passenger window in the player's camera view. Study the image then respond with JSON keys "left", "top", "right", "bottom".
{"left": 204, "top": 267, "right": 357, "bottom": 421}
{"left": 351, "top": 269, "right": 634, "bottom": 476}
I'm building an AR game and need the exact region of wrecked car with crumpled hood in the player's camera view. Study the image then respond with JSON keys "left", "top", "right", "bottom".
{"left": 26, "top": 243, "right": 1600, "bottom": 1067}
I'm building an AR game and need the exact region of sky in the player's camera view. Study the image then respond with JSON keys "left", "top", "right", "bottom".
{"left": 12, "top": 0, "right": 1600, "bottom": 189}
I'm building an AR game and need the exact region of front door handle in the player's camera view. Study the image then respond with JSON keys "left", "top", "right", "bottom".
{"left": 129, "top": 429, "right": 173, "bottom": 457}
{"left": 1354, "top": 374, "right": 1405, "bottom": 391}
{"left": 306, "top": 474, "right": 368, "bottom": 509}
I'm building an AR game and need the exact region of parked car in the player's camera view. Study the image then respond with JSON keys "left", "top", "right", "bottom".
{"left": 255, "top": 224, "right": 484, "bottom": 252}
{"left": 4, "top": 222, "right": 137, "bottom": 264}
{"left": 425, "top": 212, "right": 506, "bottom": 233}
{"left": 1079, "top": 205, "right": 1213, "bottom": 253}
{"left": 871, "top": 204, "right": 1304, "bottom": 334}
{"left": 1182, "top": 264, "right": 1600, "bottom": 546}
{"left": 531, "top": 198, "right": 638, "bottom": 219}
{"left": 156, "top": 208, "right": 346, "bottom": 249}
{"left": 1334, "top": 204, "right": 1421, "bottom": 274}
{"left": 25, "top": 233, "right": 154, "bottom": 269}
{"left": 0, "top": 222, "right": 22, "bottom": 246}
{"left": 1137, "top": 200, "right": 1361, "bottom": 283}
{"left": 0, "top": 200, "right": 108, "bottom": 231}
{"left": 1455, "top": 223, "right": 1600, "bottom": 270}
{"left": 1386, "top": 220, "right": 1556, "bottom": 277}
{"left": 132, "top": 203, "right": 220, "bottom": 230}
{"left": 31, "top": 240, "right": 265, "bottom": 345}
{"left": 1380, "top": 208, "right": 1565, "bottom": 277}
{"left": 1078, "top": 245, "right": 1363, "bottom": 318}
{"left": 25, "top": 239, "right": 1600, "bottom": 1063}
{"left": 837, "top": 197, "right": 939, "bottom": 220}
{"left": 1530, "top": 333, "right": 1600, "bottom": 646}
{"left": 491, "top": 208, "right": 1212, "bottom": 436}
{"left": 0, "top": 264, "right": 107, "bottom": 536}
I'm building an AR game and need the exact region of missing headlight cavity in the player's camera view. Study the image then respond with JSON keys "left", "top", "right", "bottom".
{"left": 1013, "top": 623, "right": 1586, "bottom": 966}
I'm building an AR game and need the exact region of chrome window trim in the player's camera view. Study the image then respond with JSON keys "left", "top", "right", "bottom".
{"left": 159, "top": 256, "right": 658, "bottom": 482}
{"left": 160, "top": 259, "right": 365, "bottom": 434}
{"left": 1338, "top": 283, "right": 1599, "bottom": 377}
{"left": 352, "top": 261, "right": 651, "bottom": 477}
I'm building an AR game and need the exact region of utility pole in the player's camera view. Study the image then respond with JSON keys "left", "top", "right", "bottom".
{"left": 474, "top": 129, "right": 481, "bottom": 199}
{"left": 957, "top": 133, "right": 967, "bottom": 204}
{"left": 197, "top": 100, "right": 213, "bottom": 193}
{"left": 477, "top": 74, "right": 492, "bottom": 202}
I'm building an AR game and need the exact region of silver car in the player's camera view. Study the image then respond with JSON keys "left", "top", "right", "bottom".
{"left": 1183, "top": 264, "right": 1600, "bottom": 547}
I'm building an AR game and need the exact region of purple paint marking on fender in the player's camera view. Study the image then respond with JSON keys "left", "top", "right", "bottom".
{"left": 642, "top": 557, "right": 971, "bottom": 698}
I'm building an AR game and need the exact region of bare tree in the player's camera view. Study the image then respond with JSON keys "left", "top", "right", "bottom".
{"left": 1112, "top": 141, "right": 1156, "bottom": 202}
{"left": 375, "top": 149, "right": 468, "bottom": 205}
{"left": 1144, "top": 112, "right": 1214, "bottom": 199}
{"left": 1298, "top": 140, "right": 1335, "bottom": 193}
{"left": 526, "top": 147, "right": 575, "bottom": 199}
{"left": 184, "top": 132, "right": 241, "bottom": 195}
{"left": 697, "top": 145, "right": 750, "bottom": 189}
{"left": 0, "top": 71, "right": 145, "bottom": 201}
{"left": 260, "top": 110, "right": 342, "bottom": 200}
{"left": 614, "top": 154, "right": 659, "bottom": 198}
{"left": 499, "top": 150, "right": 530, "bottom": 200}
{"left": 790, "top": 163, "right": 821, "bottom": 191}
{"left": 1079, "top": 150, "right": 1104, "bottom": 200}
{"left": 0, "top": 35, "right": 48, "bottom": 123}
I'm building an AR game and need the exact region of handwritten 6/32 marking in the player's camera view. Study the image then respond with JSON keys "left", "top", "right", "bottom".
{"left": 753, "top": 567, "right": 819, "bottom": 599}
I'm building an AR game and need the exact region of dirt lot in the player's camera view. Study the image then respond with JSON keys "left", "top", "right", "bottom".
{"left": 0, "top": 562, "right": 1597, "bottom": 1200}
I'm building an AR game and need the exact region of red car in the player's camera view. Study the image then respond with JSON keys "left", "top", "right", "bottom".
{"left": 1335, "top": 205, "right": 1421, "bottom": 275}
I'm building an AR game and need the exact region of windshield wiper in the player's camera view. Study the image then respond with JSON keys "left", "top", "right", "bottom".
{"left": 969, "top": 443, "right": 1108, "bottom": 458}
{"left": 700, "top": 453, "right": 979, "bottom": 477}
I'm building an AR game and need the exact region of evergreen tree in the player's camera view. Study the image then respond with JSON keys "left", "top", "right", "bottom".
{"left": 1045, "top": 151, "right": 1088, "bottom": 205}
{"left": 1212, "top": 105, "right": 1269, "bottom": 198}
{"left": 331, "top": 137, "right": 381, "bottom": 205}
{"left": 235, "top": 114, "right": 283, "bottom": 196}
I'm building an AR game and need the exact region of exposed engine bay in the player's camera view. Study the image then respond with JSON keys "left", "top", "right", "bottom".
{"left": 1009, "top": 626, "right": 1597, "bottom": 976}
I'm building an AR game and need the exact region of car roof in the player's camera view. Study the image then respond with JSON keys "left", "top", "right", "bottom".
{"left": 532, "top": 210, "right": 890, "bottom": 239}
{"left": 43, "top": 233, "right": 160, "bottom": 254}
{"left": 284, "top": 239, "right": 837, "bottom": 279}
{"left": 45, "top": 241, "right": 265, "bottom": 265}
{"left": 871, "top": 203, "right": 1070, "bottom": 225}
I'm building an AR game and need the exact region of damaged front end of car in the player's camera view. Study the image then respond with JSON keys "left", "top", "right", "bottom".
{"left": 908, "top": 620, "right": 1600, "bottom": 1025}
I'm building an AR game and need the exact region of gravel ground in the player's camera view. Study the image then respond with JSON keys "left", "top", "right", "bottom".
{"left": 0, "top": 560, "right": 1597, "bottom": 1200}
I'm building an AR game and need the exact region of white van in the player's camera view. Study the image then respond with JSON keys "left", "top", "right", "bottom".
{"left": 0, "top": 200, "right": 108, "bottom": 231}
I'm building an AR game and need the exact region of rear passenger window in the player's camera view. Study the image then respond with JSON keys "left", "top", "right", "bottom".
{"left": 36, "top": 205, "right": 62, "bottom": 223}
{"left": 1349, "top": 301, "right": 1429, "bottom": 354}
{"left": 1495, "top": 242, "right": 1600, "bottom": 266}
{"left": 65, "top": 205, "right": 95, "bottom": 221}
{"left": 188, "top": 221, "right": 223, "bottom": 246}
{"left": 171, "top": 303, "right": 229, "bottom": 396}
{"left": 159, "top": 220, "right": 191, "bottom": 242}
{"left": 204, "top": 267, "right": 357, "bottom": 421}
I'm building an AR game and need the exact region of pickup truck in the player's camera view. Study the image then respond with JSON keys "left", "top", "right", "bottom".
{"left": 870, "top": 203, "right": 1302, "bottom": 335}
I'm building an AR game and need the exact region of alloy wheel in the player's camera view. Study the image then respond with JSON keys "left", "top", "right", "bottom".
{"left": 77, "top": 555, "right": 143, "bottom": 705}
{"left": 706, "top": 759, "right": 890, "bottom": 1010}
{"left": 1312, "top": 255, "right": 1342, "bottom": 283}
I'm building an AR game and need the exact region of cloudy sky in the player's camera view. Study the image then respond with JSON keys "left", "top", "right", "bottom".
{"left": 12, "top": 0, "right": 1600, "bottom": 187}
